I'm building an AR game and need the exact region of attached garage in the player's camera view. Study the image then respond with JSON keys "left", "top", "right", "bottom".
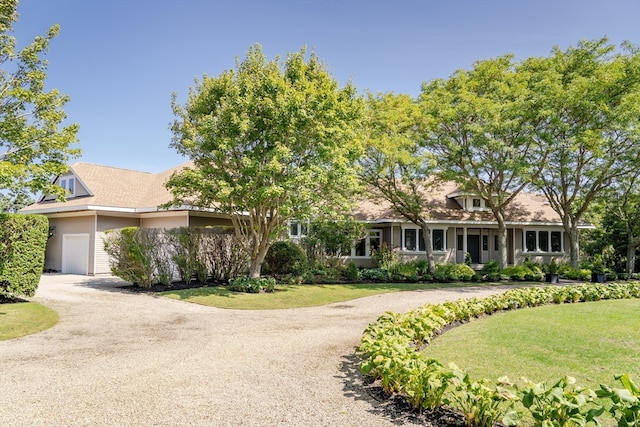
{"left": 62, "top": 234, "right": 90, "bottom": 275}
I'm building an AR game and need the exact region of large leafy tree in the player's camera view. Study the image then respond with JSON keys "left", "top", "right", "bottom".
{"left": 359, "top": 92, "right": 438, "bottom": 273}
{"left": 167, "top": 44, "right": 364, "bottom": 278}
{"left": 0, "top": 0, "right": 79, "bottom": 199}
{"left": 532, "top": 38, "right": 640, "bottom": 267}
{"left": 420, "top": 55, "right": 545, "bottom": 268}
{"left": 591, "top": 171, "right": 640, "bottom": 274}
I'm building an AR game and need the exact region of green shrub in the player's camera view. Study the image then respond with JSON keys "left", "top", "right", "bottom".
{"left": 227, "top": 276, "right": 275, "bottom": 293}
{"left": 371, "top": 242, "right": 400, "bottom": 271}
{"left": 0, "top": 214, "right": 49, "bottom": 297}
{"left": 103, "top": 227, "right": 155, "bottom": 287}
{"left": 480, "top": 260, "right": 501, "bottom": 275}
{"left": 360, "top": 268, "right": 388, "bottom": 282}
{"left": 559, "top": 265, "right": 592, "bottom": 281}
{"left": 168, "top": 227, "right": 206, "bottom": 283}
{"left": 263, "top": 241, "right": 307, "bottom": 276}
{"left": 344, "top": 260, "right": 360, "bottom": 281}
{"left": 447, "top": 263, "right": 476, "bottom": 282}
{"left": 501, "top": 265, "right": 543, "bottom": 281}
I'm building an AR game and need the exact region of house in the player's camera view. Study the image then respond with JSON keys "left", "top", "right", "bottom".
{"left": 19, "top": 162, "right": 232, "bottom": 275}
{"left": 292, "top": 180, "right": 587, "bottom": 268}
{"left": 21, "top": 162, "right": 588, "bottom": 275}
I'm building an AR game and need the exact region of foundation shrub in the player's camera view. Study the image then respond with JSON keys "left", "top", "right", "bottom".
{"left": 168, "top": 227, "right": 205, "bottom": 283}
{"left": 344, "top": 260, "right": 360, "bottom": 281}
{"left": 360, "top": 268, "right": 389, "bottom": 282}
{"left": 447, "top": 263, "right": 476, "bottom": 282}
{"left": 0, "top": 213, "right": 49, "bottom": 297}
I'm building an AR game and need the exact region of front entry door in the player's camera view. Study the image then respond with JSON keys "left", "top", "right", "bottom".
{"left": 467, "top": 235, "right": 480, "bottom": 263}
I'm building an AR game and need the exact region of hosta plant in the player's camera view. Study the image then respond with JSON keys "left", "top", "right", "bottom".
{"left": 519, "top": 376, "right": 604, "bottom": 427}
{"left": 597, "top": 374, "right": 640, "bottom": 427}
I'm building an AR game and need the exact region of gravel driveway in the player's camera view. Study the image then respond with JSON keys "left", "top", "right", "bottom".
{"left": 0, "top": 274, "right": 512, "bottom": 426}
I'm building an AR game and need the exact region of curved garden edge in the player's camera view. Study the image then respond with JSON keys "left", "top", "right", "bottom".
{"left": 357, "top": 282, "right": 640, "bottom": 427}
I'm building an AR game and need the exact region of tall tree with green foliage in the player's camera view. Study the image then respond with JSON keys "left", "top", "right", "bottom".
{"left": 532, "top": 38, "right": 640, "bottom": 267}
{"left": 420, "top": 55, "right": 546, "bottom": 268}
{"left": 359, "top": 92, "right": 438, "bottom": 273}
{"left": 167, "top": 44, "right": 364, "bottom": 278}
{"left": 595, "top": 171, "right": 640, "bottom": 274}
{"left": 0, "top": 0, "right": 79, "bottom": 199}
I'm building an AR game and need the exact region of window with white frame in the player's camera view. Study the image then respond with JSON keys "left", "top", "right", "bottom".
{"left": 403, "top": 227, "right": 445, "bottom": 252}
{"left": 59, "top": 177, "right": 75, "bottom": 197}
{"left": 289, "top": 221, "right": 308, "bottom": 238}
{"left": 353, "top": 229, "right": 382, "bottom": 257}
{"left": 524, "top": 230, "right": 564, "bottom": 253}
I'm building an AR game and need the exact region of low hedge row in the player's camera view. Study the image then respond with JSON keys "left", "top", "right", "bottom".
{"left": 358, "top": 282, "right": 640, "bottom": 426}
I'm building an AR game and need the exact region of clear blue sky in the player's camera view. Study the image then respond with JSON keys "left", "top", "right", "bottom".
{"left": 14, "top": 0, "right": 640, "bottom": 173}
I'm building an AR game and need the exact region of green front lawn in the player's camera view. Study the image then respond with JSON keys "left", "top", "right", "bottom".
{"left": 422, "top": 298, "right": 640, "bottom": 390}
{"left": 0, "top": 301, "right": 58, "bottom": 340}
{"left": 161, "top": 281, "right": 506, "bottom": 310}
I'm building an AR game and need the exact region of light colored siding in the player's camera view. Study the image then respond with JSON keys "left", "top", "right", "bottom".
{"left": 46, "top": 214, "right": 95, "bottom": 273}
{"left": 95, "top": 216, "right": 140, "bottom": 274}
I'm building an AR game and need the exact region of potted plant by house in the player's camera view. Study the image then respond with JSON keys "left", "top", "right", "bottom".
{"left": 545, "top": 259, "right": 560, "bottom": 284}
{"left": 591, "top": 259, "right": 607, "bottom": 283}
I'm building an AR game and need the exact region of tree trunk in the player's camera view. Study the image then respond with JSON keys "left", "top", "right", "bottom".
{"left": 495, "top": 211, "right": 508, "bottom": 269}
{"left": 568, "top": 226, "right": 580, "bottom": 268}
{"left": 626, "top": 235, "right": 640, "bottom": 274}
{"left": 627, "top": 244, "right": 636, "bottom": 275}
{"left": 419, "top": 222, "right": 436, "bottom": 274}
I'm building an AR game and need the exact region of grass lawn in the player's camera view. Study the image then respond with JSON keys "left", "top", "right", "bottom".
{"left": 422, "top": 298, "right": 640, "bottom": 390}
{"left": 161, "top": 281, "right": 507, "bottom": 310}
{"left": 0, "top": 301, "right": 58, "bottom": 341}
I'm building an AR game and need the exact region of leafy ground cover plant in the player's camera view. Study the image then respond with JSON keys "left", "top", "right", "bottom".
{"left": 358, "top": 282, "right": 640, "bottom": 426}
{"left": 597, "top": 374, "right": 640, "bottom": 427}
{"left": 519, "top": 376, "right": 603, "bottom": 427}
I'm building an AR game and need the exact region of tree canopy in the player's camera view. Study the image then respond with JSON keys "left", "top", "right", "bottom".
{"left": 359, "top": 92, "right": 438, "bottom": 272}
{"left": 166, "top": 44, "right": 364, "bottom": 277}
{"left": 420, "top": 55, "right": 546, "bottom": 268}
{"left": 0, "top": 0, "right": 79, "bottom": 200}
{"left": 531, "top": 38, "right": 640, "bottom": 266}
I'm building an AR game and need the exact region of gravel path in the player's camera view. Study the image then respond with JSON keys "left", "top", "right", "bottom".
{"left": 0, "top": 274, "right": 513, "bottom": 426}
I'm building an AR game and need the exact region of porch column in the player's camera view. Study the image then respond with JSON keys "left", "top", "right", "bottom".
{"left": 463, "top": 227, "right": 468, "bottom": 255}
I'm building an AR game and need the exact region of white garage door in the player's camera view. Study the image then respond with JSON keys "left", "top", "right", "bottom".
{"left": 62, "top": 234, "right": 90, "bottom": 275}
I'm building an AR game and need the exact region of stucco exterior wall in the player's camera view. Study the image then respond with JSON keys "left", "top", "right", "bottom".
{"left": 140, "top": 212, "right": 189, "bottom": 229}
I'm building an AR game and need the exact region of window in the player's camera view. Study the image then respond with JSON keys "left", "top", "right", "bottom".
{"left": 494, "top": 235, "right": 499, "bottom": 251}
{"left": 404, "top": 228, "right": 444, "bottom": 251}
{"left": 539, "top": 231, "right": 549, "bottom": 252}
{"left": 524, "top": 230, "right": 563, "bottom": 253}
{"left": 472, "top": 198, "right": 481, "bottom": 208}
{"left": 525, "top": 231, "right": 537, "bottom": 252}
{"left": 289, "top": 221, "right": 308, "bottom": 238}
{"left": 59, "top": 177, "right": 75, "bottom": 196}
{"left": 551, "top": 231, "right": 562, "bottom": 252}
{"left": 482, "top": 235, "right": 488, "bottom": 251}
{"left": 458, "top": 234, "right": 464, "bottom": 250}
{"left": 354, "top": 229, "right": 382, "bottom": 257}
{"left": 404, "top": 229, "right": 417, "bottom": 251}
{"left": 432, "top": 229, "right": 445, "bottom": 251}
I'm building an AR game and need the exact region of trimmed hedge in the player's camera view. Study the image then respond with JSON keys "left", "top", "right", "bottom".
{"left": 0, "top": 214, "right": 49, "bottom": 297}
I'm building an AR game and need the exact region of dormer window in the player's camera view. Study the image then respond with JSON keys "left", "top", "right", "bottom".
{"left": 60, "top": 177, "right": 75, "bottom": 197}
{"left": 472, "top": 198, "right": 481, "bottom": 208}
